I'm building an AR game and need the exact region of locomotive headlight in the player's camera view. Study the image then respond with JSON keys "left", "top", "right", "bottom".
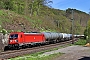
{"left": 15, "top": 40, "right": 18, "bottom": 42}
{"left": 10, "top": 40, "right": 12, "bottom": 42}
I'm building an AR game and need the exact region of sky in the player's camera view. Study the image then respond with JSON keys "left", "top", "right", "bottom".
{"left": 51, "top": 0, "right": 90, "bottom": 13}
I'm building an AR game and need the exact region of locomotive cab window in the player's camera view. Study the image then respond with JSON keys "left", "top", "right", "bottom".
{"left": 9, "top": 34, "right": 18, "bottom": 39}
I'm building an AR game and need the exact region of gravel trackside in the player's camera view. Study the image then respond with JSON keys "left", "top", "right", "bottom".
{"left": 40, "top": 45, "right": 90, "bottom": 60}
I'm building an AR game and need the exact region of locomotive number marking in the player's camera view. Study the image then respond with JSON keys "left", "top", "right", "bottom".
{"left": 34, "top": 37, "right": 35, "bottom": 39}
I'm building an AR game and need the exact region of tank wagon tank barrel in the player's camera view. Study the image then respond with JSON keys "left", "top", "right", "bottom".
{"left": 58, "top": 33, "right": 63, "bottom": 39}
{"left": 43, "top": 32, "right": 65, "bottom": 39}
{"left": 42, "top": 32, "right": 60, "bottom": 40}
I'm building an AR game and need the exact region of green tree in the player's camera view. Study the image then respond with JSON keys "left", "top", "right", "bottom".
{"left": 84, "top": 20, "right": 90, "bottom": 42}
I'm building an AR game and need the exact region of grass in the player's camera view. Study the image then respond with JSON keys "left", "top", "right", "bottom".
{"left": 29, "top": 46, "right": 64, "bottom": 57}
{"left": 9, "top": 52, "right": 63, "bottom": 60}
{"left": 74, "top": 38, "right": 87, "bottom": 45}
{"left": 0, "top": 10, "right": 11, "bottom": 24}
{"left": 0, "top": 10, "right": 4, "bottom": 16}
{"left": 27, "top": 52, "right": 62, "bottom": 60}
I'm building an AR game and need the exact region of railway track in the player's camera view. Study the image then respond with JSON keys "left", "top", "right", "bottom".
{"left": 0, "top": 38, "right": 78, "bottom": 59}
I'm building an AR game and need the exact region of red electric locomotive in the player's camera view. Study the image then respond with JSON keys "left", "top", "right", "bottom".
{"left": 8, "top": 32, "right": 46, "bottom": 49}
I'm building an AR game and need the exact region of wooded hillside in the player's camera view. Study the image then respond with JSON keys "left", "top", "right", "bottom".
{"left": 0, "top": 0, "right": 90, "bottom": 35}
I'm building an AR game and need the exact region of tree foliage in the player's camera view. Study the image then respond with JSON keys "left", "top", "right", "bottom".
{"left": 84, "top": 20, "right": 90, "bottom": 42}
{"left": 0, "top": 0, "right": 52, "bottom": 16}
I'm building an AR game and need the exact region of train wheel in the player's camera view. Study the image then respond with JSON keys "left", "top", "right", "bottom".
{"left": 53, "top": 40, "right": 56, "bottom": 44}
{"left": 15, "top": 45, "right": 20, "bottom": 50}
{"left": 17, "top": 46, "right": 20, "bottom": 50}
{"left": 46, "top": 42, "right": 49, "bottom": 45}
{"left": 22, "top": 45, "right": 26, "bottom": 49}
{"left": 27, "top": 44, "right": 32, "bottom": 48}
{"left": 38, "top": 43, "right": 41, "bottom": 47}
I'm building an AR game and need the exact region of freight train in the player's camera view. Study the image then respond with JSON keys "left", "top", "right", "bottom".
{"left": 8, "top": 32, "right": 73, "bottom": 49}
{"left": 0, "top": 32, "right": 84, "bottom": 50}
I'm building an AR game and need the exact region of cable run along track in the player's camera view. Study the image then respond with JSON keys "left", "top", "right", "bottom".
{"left": 0, "top": 38, "right": 78, "bottom": 59}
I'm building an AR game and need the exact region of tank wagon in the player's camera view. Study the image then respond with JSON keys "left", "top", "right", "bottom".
{"left": 42, "top": 32, "right": 63, "bottom": 43}
{"left": 8, "top": 32, "right": 72, "bottom": 49}
{"left": 60, "top": 33, "right": 72, "bottom": 41}
{"left": 74, "top": 35, "right": 84, "bottom": 38}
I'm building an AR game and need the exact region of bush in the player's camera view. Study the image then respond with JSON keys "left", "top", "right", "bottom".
{"left": 74, "top": 39, "right": 87, "bottom": 45}
{"left": 0, "top": 29, "right": 7, "bottom": 35}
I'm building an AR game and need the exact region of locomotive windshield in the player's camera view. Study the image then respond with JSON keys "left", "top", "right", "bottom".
{"left": 9, "top": 34, "right": 18, "bottom": 39}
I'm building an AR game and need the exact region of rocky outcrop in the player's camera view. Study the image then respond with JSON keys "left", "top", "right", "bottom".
{"left": 0, "top": 33, "right": 8, "bottom": 51}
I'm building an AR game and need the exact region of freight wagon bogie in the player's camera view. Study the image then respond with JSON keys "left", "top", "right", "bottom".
{"left": 8, "top": 44, "right": 19, "bottom": 50}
